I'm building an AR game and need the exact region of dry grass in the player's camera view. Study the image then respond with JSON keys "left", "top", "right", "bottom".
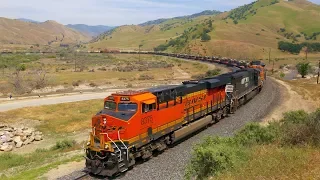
{"left": 0, "top": 99, "right": 101, "bottom": 134}
{"left": 285, "top": 77, "right": 320, "bottom": 105}
{"left": 0, "top": 54, "right": 208, "bottom": 95}
{"left": 216, "top": 145, "right": 320, "bottom": 180}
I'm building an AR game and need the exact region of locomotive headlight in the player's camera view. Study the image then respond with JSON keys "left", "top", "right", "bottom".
{"left": 103, "top": 118, "right": 107, "bottom": 125}
{"left": 105, "top": 144, "right": 109, "bottom": 149}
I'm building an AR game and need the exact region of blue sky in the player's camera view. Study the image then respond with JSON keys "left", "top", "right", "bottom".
{"left": 0, "top": 0, "right": 319, "bottom": 26}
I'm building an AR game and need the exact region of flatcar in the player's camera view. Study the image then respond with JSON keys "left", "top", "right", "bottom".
{"left": 84, "top": 58, "right": 266, "bottom": 176}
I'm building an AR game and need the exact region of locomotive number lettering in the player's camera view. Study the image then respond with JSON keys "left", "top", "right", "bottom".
{"left": 120, "top": 97, "right": 130, "bottom": 101}
{"left": 186, "top": 94, "right": 206, "bottom": 106}
{"left": 141, "top": 116, "right": 153, "bottom": 125}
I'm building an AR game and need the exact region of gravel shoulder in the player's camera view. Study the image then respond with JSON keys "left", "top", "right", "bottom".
{"left": 58, "top": 78, "right": 281, "bottom": 180}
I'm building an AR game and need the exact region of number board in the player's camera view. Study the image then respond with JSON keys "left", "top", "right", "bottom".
{"left": 225, "top": 85, "right": 234, "bottom": 93}
{"left": 120, "top": 97, "right": 130, "bottom": 101}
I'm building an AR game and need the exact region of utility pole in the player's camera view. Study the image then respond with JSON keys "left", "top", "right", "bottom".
{"left": 139, "top": 44, "right": 142, "bottom": 61}
{"left": 317, "top": 60, "right": 320, "bottom": 84}
{"left": 268, "top": 48, "right": 271, "bottom": 64}
{"left": 272, "top": 59, "right": 275, "bottom": 74}
{"left": 74, "top": 52, "right": 77, "bottom": 72}
{"left": 305, "top": 47, "right": 308, "bottom": 61}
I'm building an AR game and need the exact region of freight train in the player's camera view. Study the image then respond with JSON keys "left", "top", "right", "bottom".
{"left": 84, "top": 52, "right": 266, "bottom": 177}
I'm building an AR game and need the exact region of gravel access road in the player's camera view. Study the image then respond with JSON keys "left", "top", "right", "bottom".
{"left": 61, "top": 78, "right": 282, "bottom": 180}
{"left": 0, "top": 90, "right": 127, "bottom": 112}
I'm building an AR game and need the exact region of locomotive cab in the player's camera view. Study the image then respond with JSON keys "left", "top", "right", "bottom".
{"left": 86, "top": 90, "right": 158, "bottom": 176}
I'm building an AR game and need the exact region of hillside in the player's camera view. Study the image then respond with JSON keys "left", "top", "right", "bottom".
{"left": 0, "top": 18, "right": 91, "bottom": 47}
{"left": 139, "top": 10, "right": 221, "bottom": 26}
{"left": 66, "top": 24, "right": 115, "bottom": 37}
{"left": 88, "top": 0, "right": 320, "bottom": 59}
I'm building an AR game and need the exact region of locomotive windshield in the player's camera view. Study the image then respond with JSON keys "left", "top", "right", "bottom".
{"left": 104, "top": 101, "right": 116, "bottom": 110}
{"left": 118, "top": 103, "right": 137, "bottom": 112}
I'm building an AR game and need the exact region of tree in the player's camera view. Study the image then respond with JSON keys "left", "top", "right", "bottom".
{"left": 208, "top": 19, "right": 213, "bottom": 29}
{"left": 201, "top": 33, "right": 211, "bottom": 42}
{"left": 296, "top": 62, "right": 310, "bottom": 78}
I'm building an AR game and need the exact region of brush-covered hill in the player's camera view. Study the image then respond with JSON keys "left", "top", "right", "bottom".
{"left": 0, "top": 18, "right": 91, "bottom": 46}
{"left": 88, "top": 0, "right": 320, "bottom": 59}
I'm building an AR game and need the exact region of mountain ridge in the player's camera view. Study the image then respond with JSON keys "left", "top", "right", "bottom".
{"left": 88, "top": 0, "right": 320, "bottom": 59}
{"left": 66, "top": 24, "right": 115, "bottom": 37}
{"left": 139, "top": 10, "right": 221, "bottom": 26}
{"left": 0, "top": 17, "right": 91, "bottom": 46}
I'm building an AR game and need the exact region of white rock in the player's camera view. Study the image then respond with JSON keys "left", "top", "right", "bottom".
{"left": 3, "top": 128, "right": 13, "bottom": 132}
{"left": 0, "top": 135, "right": 6, "bottom": 142}
{"left": 15, "top": 141, "right": 23, "bottom": 148}
{"left": 3, "top": 145, "right": 13, "bottom": 152}
{"left": 0, "top": 143, "right": 9, "bottom": 151}
{"left": 21, "top": 136, "right": 27, "bottom": 142}
{"left": 34, "top": 135, "right": 42, "bottom": 141}
{"left": 34, "top": 131, "right": 42, "bottom": 136}
{"left": 29, "top": 135, "right": 35, "bottom": 142}
{"left": 13, "top": 136, "right": 22, "bottom": 143}
{"left": 23, "top": 138, "right": 32, "bottom": 145}
{"left": 23, "top": 129, "right": 33, "bottom": 136}
{"left": 8, "top": 132, "right": 14, "bottom": 138}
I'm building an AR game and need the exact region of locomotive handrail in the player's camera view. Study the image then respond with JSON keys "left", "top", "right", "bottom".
{"left": 101, "top": 132, "right": 122, "bottom": 161}
{"left": 118, "top": 130, "right": 129, "bottom": 162}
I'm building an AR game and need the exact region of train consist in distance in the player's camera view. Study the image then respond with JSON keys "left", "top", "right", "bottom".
{"left": 85, "top": 51, "right": 266, "bottom": 177}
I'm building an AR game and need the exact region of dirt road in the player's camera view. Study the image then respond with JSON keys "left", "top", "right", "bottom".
{"left": 0, "top": 90, "right": 124, "bottom": 112}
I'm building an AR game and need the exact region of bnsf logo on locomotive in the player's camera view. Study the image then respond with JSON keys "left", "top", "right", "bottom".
{"left": 186, "top": 94, "right": 206, "bottom": 106}
{"left": 141, "top": 116, "right": 153, "bottom": 125}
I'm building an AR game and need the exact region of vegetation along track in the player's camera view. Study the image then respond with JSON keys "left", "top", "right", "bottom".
{"left": 60, "top": 55, "right": 282, "bottom": 180}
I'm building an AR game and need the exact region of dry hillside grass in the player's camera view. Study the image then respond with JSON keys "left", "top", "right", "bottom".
{"left": 0, "top": 18, "right": 90, "bottom": 46}
{"left": 88, "top": 0, "right": 320, "bottom": 59}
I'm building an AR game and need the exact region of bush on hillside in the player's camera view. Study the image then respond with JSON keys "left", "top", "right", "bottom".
{"left": 51, "top": 139, "right": 76, "bottom": 150}
{"left": 185, "top": 137, "right": 247, "bottom": 180}
{"left": 201, "top": 33, "right": 211, "bottom": 41}
{"left": 280, "top": 110, "right": 320, "bottom": 146}
{"left": 205, "top": 69, "right": 221, "bottom": 77}
{"left": 296, "top": 62, "right": 311, "bottom": 78}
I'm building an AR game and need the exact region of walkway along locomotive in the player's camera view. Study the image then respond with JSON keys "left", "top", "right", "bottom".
{"left": 84, "top": 54, "right": 266, "bottom": 177}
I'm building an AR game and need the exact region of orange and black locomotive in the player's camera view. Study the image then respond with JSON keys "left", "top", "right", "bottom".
{"left": 85, "top": 54, "right": 266, "bottom": 177}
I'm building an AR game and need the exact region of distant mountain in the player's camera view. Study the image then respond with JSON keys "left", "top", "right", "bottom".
{"left": 17, "top": 18, "right": 40, "bottom": 23}
{"left": 139, "top": 10, "right": 221, "bottom": 26}
{"left": 0, "top": 18, "right": 91, "bottom": 45}
{"left": 89, "top": 0, "right": 320, "bottom": 58}
{"left": 66, "top": 24, "right": 115, "bottom": 37}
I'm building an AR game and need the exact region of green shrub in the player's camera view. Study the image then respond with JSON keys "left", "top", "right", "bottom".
{"left": 234, "top": 123, "right": 277, "bottom": 146}
{"left": 280, "top": 110, "right": 320, "bottom": 146}
{"left": 201, "top": 33, "right": 211, "bottom": 42}
{"left": 185, "top": 137, "right": 247, "bottom": 180}
{"left": 296, "top": 62, "right": 310, "bottom": 78}
{"left": 205, "top": 69, "right": 221, "bottom": 77}
{"left": 51, "top": 139, "right": 76, "bottom": 150}
{"left": 282, "top": 110, "right": 309, "bottom": 124}
{"left": 279, "top": 72, "right": 285, "bottom": 78}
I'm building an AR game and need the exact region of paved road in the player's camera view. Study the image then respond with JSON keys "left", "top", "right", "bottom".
{"left": 0, "top": 90, "right": 124, "bottom": 112}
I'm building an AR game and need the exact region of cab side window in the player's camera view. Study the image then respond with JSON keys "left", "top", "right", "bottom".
{"left": 142, "top": 103, "right": 156, "bottom": 113}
